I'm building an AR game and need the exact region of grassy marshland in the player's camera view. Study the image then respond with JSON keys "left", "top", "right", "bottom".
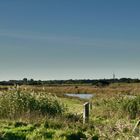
{"left": 0, "top": 83, "right": 140, "bottom": 139}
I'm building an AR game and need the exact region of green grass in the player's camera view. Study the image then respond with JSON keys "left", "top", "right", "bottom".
{"left": 0, "top": 120, "right": 96, "bottom": 140}
{"left": 0, "top": 84, "right": 140, "bottom": 139}
{"left": 61, "top": 97, "right": 83, "bottom": 114}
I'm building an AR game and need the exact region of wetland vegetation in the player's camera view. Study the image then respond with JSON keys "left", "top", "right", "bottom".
{"left": 0, "top": 82, "right": 140, "bottom": 139}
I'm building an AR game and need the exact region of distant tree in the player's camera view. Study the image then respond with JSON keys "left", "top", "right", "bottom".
{"left": 29, "top": 79, "right": 34, "bottom": 85}
{"left": 23, "top": 78, "right": 28, "bottom": 85}
{"left": 95, "top": 80, "right": 110, "bottom": 87}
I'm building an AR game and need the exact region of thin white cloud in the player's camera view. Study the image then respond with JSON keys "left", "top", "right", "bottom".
{"left": 0, "top": 30, "right": 139, "bottom": 49}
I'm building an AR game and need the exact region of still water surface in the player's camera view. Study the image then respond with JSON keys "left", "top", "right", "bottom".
{"left": 65, "top": 93, "right": 94, "bottom": 99}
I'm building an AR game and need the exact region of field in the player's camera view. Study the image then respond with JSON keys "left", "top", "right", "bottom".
{"left": 0, "top": 83, "right": 140, "bottom": 139}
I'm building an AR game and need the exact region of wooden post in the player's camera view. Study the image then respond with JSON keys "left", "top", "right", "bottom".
{"left": 83, "top": 102, "right": 89, "bottom": 124}
{"left": 89, "top": 102, "right": 92, "bottom": 110}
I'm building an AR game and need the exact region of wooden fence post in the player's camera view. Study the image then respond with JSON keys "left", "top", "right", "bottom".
{"left": 83, "top": 102, "right": 89, "bottom": 124}
{"left": 90, "top": 102, "right": 92, "bottom": 110}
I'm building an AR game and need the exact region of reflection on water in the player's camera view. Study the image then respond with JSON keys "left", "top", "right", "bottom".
{"left": 65, "top": 93, "right": 94, "bottom": 99}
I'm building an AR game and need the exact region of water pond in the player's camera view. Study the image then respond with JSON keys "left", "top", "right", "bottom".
{"left": 65, "top": 93, "right": 94, "bottom": 99}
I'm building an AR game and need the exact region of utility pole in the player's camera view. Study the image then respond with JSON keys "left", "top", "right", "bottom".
{"left": 113, "top": 73, "right": 115, "bottom": 83}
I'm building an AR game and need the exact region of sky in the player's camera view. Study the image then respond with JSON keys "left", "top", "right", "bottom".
{"left": 0, "top": 0, "right": 140, "bottom": 80}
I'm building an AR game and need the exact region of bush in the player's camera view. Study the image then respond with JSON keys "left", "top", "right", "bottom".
{"left": 96, "top": 95, "right": 140, "bottom": 120}
{"left": 0, "top": 90, "right": 66, "bottom": 119}
{"left": 2, "top": 131, "right": 26, "bottom": 140}
{"left": 103, "top": 96, "right": 140, "bottom": 119}
{"left": 66, "top": 131, "right": 86, "bottom": 140}
{"left": 122, "top": 96, "right": 140, "bottom": 119}
{"left": 54, "top": 130, "right": 86, "bottom": 140}
{"left": 26, "top": 127, "right": 55, "bottom": 140}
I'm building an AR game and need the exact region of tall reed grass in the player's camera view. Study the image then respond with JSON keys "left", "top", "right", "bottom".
{"left": 0, "top": 90, "right": 66, "bottom": 119}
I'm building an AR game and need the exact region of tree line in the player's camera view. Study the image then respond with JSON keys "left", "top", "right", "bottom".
{"left": 0, "top": 78, "right": 140, "bottom": 86}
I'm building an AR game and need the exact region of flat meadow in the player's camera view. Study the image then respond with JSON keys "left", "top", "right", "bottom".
{"left": 0, "top": 83, "right": 140, "bottom": 139}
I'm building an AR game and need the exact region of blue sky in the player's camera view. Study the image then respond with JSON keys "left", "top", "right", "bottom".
{"left": 0, "top": 0, "right": 140, "bottom": 80}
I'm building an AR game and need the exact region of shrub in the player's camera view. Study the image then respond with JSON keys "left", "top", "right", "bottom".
{"left": 54, "top": 130, "right": 86, "bottom": 140}
{"left": 26, "top": 127, "right": 55, "bottom": 140}
{"left": 0, "top": 90, "right": 66, "bottom": 119}
{"left": 2, "top": 131, "right": 26, "bottom": 140}
{"left": 66, "top": 131, "right": 86, "bottom": 140}
{"left": 122, "top": 96, "right": 140, "bottom": 119}
{"left": 103, "top": 96, "right": 140, "bottom": 119}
